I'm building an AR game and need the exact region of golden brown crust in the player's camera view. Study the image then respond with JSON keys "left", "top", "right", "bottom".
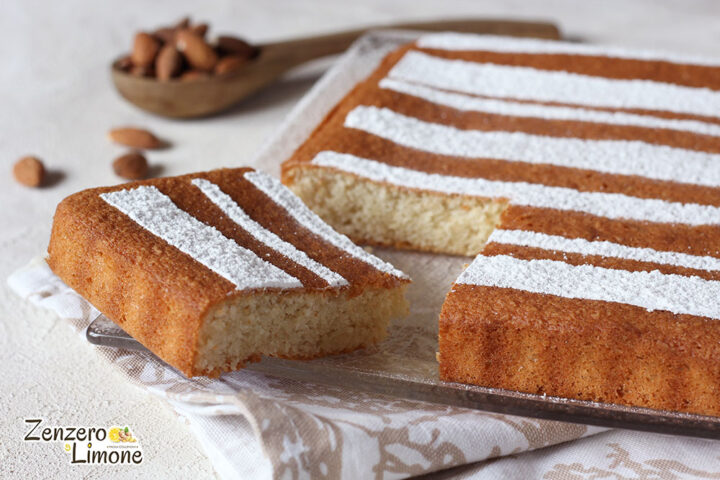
{"left": 286, "top": 123, "right": 720, "bottom": 208}
{"left": 483, "top": 241, "right": 720, "bottom": 282}
{"left": 439, "top": 284, "right": 720, "bottom": 416}
{"left": 282, "top": 45, "right": 720, "bottom": 209}
{"left": 378, "top": 86, "right": 720, "bottom": 153}
{"left": 48, "top": 172, "right": 236, "bottom": 375}
{"left": 417, "top": 47, "right": 720, "bottom": 92}
{"left": 47, "top": 168, "right": 407, "bottom": 377}
{"left": 500, "top": 205, "right": 720, "bottom": 259}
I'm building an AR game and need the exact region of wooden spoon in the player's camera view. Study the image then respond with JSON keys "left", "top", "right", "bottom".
{"left": 111, "top": 19, "right": 560, "bottom": 118}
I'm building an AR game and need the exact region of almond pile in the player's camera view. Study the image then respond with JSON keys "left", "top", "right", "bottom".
{"left": 117, "top": 17, "right": 258, "bottom": 81}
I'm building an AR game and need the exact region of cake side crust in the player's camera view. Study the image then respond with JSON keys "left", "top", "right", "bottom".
{"left": 47, "top": 189, "right": 219, "bottom": 375}
{"left": 439, "top": 284, "right": 720, "bottom": 416}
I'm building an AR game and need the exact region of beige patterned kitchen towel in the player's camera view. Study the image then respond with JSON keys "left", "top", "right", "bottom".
{"left": 7, "top": 256, "right": 621, "bottom": 479}
{"left": 11, "top": 258, "right": 720, "bottom": 479}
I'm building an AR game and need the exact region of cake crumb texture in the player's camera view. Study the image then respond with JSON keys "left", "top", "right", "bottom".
{"left": 284, "top": 166, "right": 507, "bottom": 256}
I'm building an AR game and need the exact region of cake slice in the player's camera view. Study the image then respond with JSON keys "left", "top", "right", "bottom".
{"left": 281, "top": 33, "right": 720, "bottom": 416}
{"left": 47, "top": 168, "right": 409, "bottom": 377}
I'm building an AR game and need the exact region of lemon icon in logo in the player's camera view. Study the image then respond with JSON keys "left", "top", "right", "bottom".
{"left": 64, "top": 443, "right": 71, "bottom": 452}
{"left": 108, "top": 427, "right": 121, "bottom": 442}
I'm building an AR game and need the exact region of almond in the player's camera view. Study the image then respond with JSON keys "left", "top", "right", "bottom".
{"left": 191, "top": 23, "right": 208, "bottom": 39}
{"left": 153, "top": 27, "right": 176, "bottom": 44}
{"left": 217, "top": 35, "right": 257, "bottom": 59}
{"left": 174, "top": 17, "right": 191, "bottom": 30}
{"left": 117, "top": 55, "right": 133, "bottom": 71}
{"left": 113, "top": 152, "right": 148, "bottom": 180}
{"left": 153, "top": 16, "right": 191, "bottom": 44}
{"left": 179, "top": 70, "right": 209, "bottom": 82}
{"left": 214, "top": 55, "right": 249, "bottom": 75}
{"left": 108, "top": 127, "right": 163, "bottom": 149}
{"left": 130, "top": 64, "right": 153, "bottom": 77}
{"left": 13, "top": 156, "right": 45, "bottom": 187}
{"left": 131, "top": 32, "right": 160, "bottom": 67}
{"left": 155, "top": 45, "right": 183, "bottom": 81}
{"left": 175, "top": 29, "right": 217, "bottom": 71}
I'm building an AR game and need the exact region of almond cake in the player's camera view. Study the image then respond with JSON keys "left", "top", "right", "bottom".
{"left": 281, "top": 33, "right": 720, "bottom": 416}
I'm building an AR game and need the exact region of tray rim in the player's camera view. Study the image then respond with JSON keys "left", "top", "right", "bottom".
{"left": 86, "top": 312, "right": 720, "bottom": 440}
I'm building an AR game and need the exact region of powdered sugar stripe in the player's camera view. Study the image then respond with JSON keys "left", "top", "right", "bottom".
{"left": 379, "top": 78, "right": 720, "bottom": 138}
{"left": 488, "top": 229, "right": 720, "bottom": 272}
{"left": 243, "top": 171, "right": 408, "bottom": 279}
{"left": 192, "top": 179, "right": 348, "bottom": 288}
{"left": 311, "top": 151, "right": 720, "bottom": 226}
{"left": 416, "top": 33, "right": 720, "bottom": 67}
{"left": 455, "top": 254, "right": 720, "bottom": 320}
{"left": 100, "top": 186, "right": 301, "bottom": 290}
{"left": 388, "top": 51, "right": 720, "bottom": 119}
{"left": 345, "top": 106, "right": 720, "bottom": 188}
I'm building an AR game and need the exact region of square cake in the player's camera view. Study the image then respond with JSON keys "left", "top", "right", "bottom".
{"left": 47, "top": 168, "right": 409, "bottom": 377}
{"left": 281, "top": 33, "right": 720, "bottom": 416}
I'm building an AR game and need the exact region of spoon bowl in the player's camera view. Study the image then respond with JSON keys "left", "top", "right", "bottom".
{"left": 111, "top": 19, "right": 560, "bottom": 118}
{"left": 112, "top": 54, "right": 289, "bottom": 118}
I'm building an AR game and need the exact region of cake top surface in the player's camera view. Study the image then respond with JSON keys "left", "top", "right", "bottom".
{"left": 284, "top": 32, "right": 720, "bottom": 321}
{"left": 57, "top": 168, "right": 407, "bottom": 302}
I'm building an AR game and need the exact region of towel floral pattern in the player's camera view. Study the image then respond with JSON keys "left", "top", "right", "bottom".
{"left": 545, "top": 443, "right": 720, "bottom": 480}
{"left": 9, "top": 258, "right": 602, "bottom": 478}
{"left": 11, "top": 257, "right": 720, "bottom": 479}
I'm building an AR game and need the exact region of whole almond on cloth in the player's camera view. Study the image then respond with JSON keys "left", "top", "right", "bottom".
{"left": 13, "top": 156, "right": 45, "bottom": 187}
{"left": 108, "top": 127, "right": 163, "bottom": 149}
{"left": 113, "top": 152, "right": 148, "bottom": 180}
{"left": 131, "top": 32, "right": 161, "bottom": 67}
{"left": 175, "top": 29, "right": 217, "bottom": 71}
{"left": 215, "top": 55, "right": 249, "bottom": 75}
{"left": 155, "top": 45, "right": 183, "bottom": 81}
{"left": 217, "top": 35, "right": 257, "bottom": 59}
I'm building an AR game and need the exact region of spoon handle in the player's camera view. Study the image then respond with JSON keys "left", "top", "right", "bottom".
{"left": 259, "top": 18, "right": 560, "bottom": 68}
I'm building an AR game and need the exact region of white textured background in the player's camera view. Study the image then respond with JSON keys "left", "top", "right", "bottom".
{"left": 2, "top": 0, "right": 720, "bottom": 477}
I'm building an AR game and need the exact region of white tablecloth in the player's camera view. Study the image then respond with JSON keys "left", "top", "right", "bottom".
{"left": 3, "top": 0, "right": 720, "bottom": 478}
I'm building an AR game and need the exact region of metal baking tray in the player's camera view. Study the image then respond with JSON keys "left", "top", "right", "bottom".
{"left": 89, "top": 30, "right": 720, "bottom": 439}
{"left": 87, "top": 314, "right": 720, "bottom": 439}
